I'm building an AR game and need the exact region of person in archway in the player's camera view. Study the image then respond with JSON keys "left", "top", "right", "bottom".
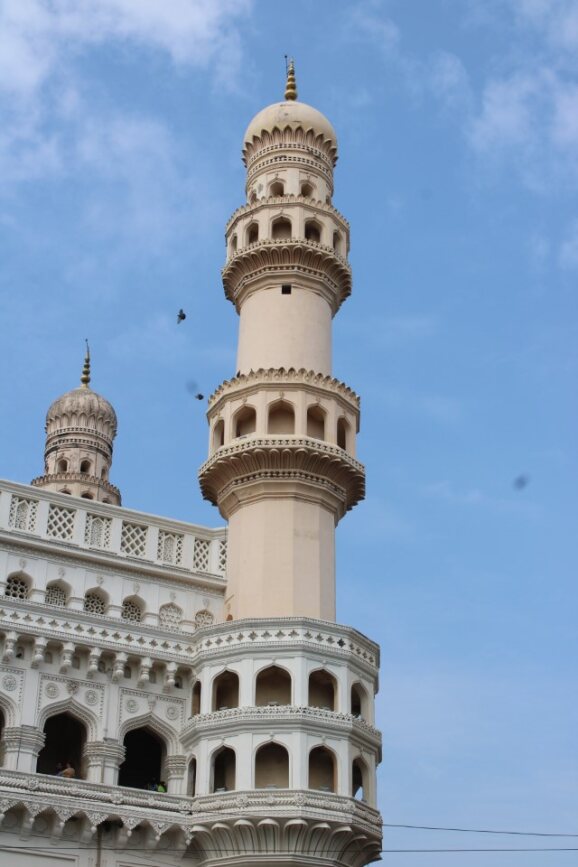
{"left": 59, "top": 762, "right": 76, "bottom": 779}
{"left": 157, "top": 781, "right": 167, "bottom": 793}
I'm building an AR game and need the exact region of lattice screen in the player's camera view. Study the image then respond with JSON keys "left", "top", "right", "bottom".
{"left": 8, "top": 496, "right": 38, "bottom": 532}
{"left": 4, "top": 575, "right": 30, "bottom": 600}
{"left": 159, "top": 603, "right": 183, "bottom": 630}
{"left": 193, "top": 538, "right": 210, "bottom": 572}
{"left": 85, "top": 514, "right": 112, "bottom": 549}
{"left": 120, "top": 522, "right": 147, "bottom": 557}
{"left": 194, "top": 609, "right": 214, "bottom": 627}
{"left": 157, "top": 530, "right": 184, "bottom": 566}
{"left": 45, "top": 584, "right": 67, "bottom": 607}
{"left": 121, "top": 598, "right": 143, "bottom": 623}
{"left": 84, "top": 592, "right": 106, "bottom": 615}
{"left": 218, "top": 539, "right": 227, "bottom": 574}
{"left": 47, "top": 505, "right": 75, "bottom": 540}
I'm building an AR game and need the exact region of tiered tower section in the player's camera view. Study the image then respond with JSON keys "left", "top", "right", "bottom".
{"left": 199, "top": 65, "right": 365, "bottom": 622}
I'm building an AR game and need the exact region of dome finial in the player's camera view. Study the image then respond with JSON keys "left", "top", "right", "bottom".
{"left": 80, "top": 340, "right": 91, "bottom": 388}
{"left": 284, "top": 57, "right": 297, "bottom": 101}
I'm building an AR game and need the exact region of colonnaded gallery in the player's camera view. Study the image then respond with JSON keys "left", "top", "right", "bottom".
{"left": 0, "top": 64, "right": 383, "bottom": 866}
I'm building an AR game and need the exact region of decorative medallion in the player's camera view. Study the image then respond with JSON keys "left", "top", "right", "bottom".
{"left": 166, "top": 705, "right": 179, "bottom": 721}
{"left": 294, "top": 793, "right": 306, "bottom": 806}
{"left": 1, "top": 675, "right": 17, "bottom": 692}
{"left": 85, "top": 690, "right": 99, "bottom": 706}
{"left": 96, "top": 575, "right": 104, "bottom": 586}
{"left": 45, "top": 682, "right": 59, "bottom": 698}
{"left": 27, "top": 778, "right": 39, "bottom": 791}
{"left": 125, "top": 699, "right": 139, "bottom": 714}
{"left": 66, "top": 681, "right": 79, "bottom": 695}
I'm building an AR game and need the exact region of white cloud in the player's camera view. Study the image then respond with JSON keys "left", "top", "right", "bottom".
{"left": 0, "top": 0, "right": 253, "bottom": 96}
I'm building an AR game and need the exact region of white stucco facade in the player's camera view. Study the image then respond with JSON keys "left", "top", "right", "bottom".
{"left": 0, "top": 64, "right": 382, "bottom": 867}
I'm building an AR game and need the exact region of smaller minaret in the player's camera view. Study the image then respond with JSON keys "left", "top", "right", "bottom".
{"left": 31, "top": 344, "right": 121, "bottom": 504}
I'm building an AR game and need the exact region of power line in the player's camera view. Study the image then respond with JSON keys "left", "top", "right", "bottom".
{"left": 1, "top": 844, "right": 578, "bottom": 854}
{"left": 382, "top": 822, "right": 578, "bottom": 838}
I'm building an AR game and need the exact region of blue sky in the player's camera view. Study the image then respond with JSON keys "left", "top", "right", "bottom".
{"left": 0, "top": 0, "right": 577, "bottom": 862}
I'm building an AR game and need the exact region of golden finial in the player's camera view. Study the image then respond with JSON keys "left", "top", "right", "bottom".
{"left": 80, "top": 340, "right": 91, "bottom": 387}
{"left": 284, "top": 57, "right": 297, "bottom": 101}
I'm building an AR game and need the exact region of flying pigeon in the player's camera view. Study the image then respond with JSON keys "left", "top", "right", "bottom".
{"left": 177, "top": 309, "right": 186, "bottom": 324}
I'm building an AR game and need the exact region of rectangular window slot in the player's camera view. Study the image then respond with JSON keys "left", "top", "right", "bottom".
{"left": 281, "top": 284, "right": 292, "bottom": 295}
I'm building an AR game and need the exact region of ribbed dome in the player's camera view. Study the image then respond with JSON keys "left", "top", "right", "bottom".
{"left": 46, "top": 386, "right": 117, "bottom": 436}
{"left": 243, "top": 100, "right": 338, "bottom": 152}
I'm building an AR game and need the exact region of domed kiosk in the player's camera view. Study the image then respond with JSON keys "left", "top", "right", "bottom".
{"left": 31, "top": 345, "right": 121, "bottom": 504}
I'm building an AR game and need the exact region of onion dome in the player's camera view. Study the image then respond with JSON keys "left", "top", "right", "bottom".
{"left": 242, "top": 60, "right": 338, "bottom": 165}
{"left": 45, "top": 347, "right": 117, "bottom": 442}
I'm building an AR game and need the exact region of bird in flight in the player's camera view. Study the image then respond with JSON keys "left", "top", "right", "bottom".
{"left": 513, "top": 474, "right": 530, "bottom": 490}
{"left": 177, "top": 309, "right": 186, "bottom": 324}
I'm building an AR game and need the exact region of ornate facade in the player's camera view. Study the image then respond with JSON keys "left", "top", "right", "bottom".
{"left": 0, "top": 64, "right": 382, "bottom": 866}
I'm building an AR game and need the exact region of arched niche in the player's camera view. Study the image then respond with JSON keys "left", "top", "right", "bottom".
{"left": 300, "top": 181, "right": 314, "bottom": 198}
{"left": 57, "top": 458, "right": 68, "bottom": 473}
{"left": 83, "top": 588, "right": 108, "bottom": 615}
{"left": 269, "top": 180, "right": 284, "bottom": 197}
{"left": 80, "top": 459, "right": 92, "bottom": 474}
{"left": 212, "top": 670, "right": 239, "bottom": 711}
{"left": 337, "top": 417, "right": 352, "bottom": 452}
{"left": 246, "top": 222, "right": 259, "bottom": 245}
{"left": 45, "top": 580, "right": 69, "bottom": 608}
{"left": 267, "top": 400, "right": 295, "bottom": 435}
{"left": 308, "top": 745, "right": 336, "bottom": 793}
{"left": 119, "top": 727, "right": 166, "bottom": 790}
{"left": 191, "top": 680, "right": 202, "bottom": 716}
{"left": 4, "top": 572, "right": 31, "bottom": 600}
{"left": 255, "top": 742, "right": 289, "bottom": 789}
{"left": 255, "top": 665, "right": 292, "bottom": 706}
{"left": 212, "top": 419, "right": 225, "bottom": 451}
{"left": 306, "top": 405, "right": 326, "bottom": 440}
{"left": 188, "top": 756, "right": 197, "bottom": 795}
{"left": 352, "top": 756, "right": 369, "bottom": 801}
{"left": 271, "top": 216, "right": 291, "bottom": 240}
{"left": 36, "top": 712, "right": 87, "bottom": 779}
{"left": 308, "top": 669, "right": 337, "bottom": 711}
{"left": 234, "top": 405, "right": 256, "bottom": 438}
{"left": 305, "top": 219, "right": 322, "bottom": 243}
{"left": 351, "top": 682, "right": 370, "bottom": 720}
{"left": 212, "top": 746, "right": 236, "bottom": 792}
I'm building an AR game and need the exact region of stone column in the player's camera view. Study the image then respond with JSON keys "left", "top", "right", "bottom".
{"left": 83, "top": 739, "right": 125, "bottom": 785}
{"left": 3, "top": 725, "right": 45, "bottom": 772}
{"left": 164, "top": 755, "right": 187, "bottom": 795}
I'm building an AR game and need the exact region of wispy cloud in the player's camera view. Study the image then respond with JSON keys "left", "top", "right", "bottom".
{"left": 421, "top": 479, "right": 539, "bottom": 516}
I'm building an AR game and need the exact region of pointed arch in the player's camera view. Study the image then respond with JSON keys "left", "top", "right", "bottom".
{"left": 37, "top": 698, "right": 100, "bottom": 742}
{"left": 118, "top": 710, "right": 179, "bottom": 755}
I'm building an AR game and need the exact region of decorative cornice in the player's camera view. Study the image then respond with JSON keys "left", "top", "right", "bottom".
{"left": 208, "top": 368, "right": 359, "bottom": 411}
{"left": 222, "top": 238, "right": 351, "bottom": 312}
{"left": 243, "top": 132, "right": 337, "bottom": 169}
{"left": 198, "top": 437, "right": 365, "bottom": 517}
{"left": 31, "top": 473, "right": 121, "bottom": 499}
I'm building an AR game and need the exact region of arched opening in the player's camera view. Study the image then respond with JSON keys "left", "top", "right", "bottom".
{"left": 4, "top": 573, "right": 31, "bottom": 600}
{"left": 269, "top": 180, "right": 284, "bottom": 196}
{"left": 352, "top": 757, "right": 368, "bottom": 801}
{"left": 119, "top": 727, "right": 165, "bottom": 790}
{"left": 305, "top": 220, "right": 322, "bottom": 243}
{"left": 59, "top": 489, "right": 72, "bottom": 495}
{"left": 267, "top": 400, "right": 295, "bottom": 435}
{"left": 212, "top": 419, "right": 225, "bottom": 451}
{"left": 37, "top": 712, "right": 86, "bottom": 778}
{"left": 57, "top": 458, "right": 68, "bottom": 473}
{"left": 84, "top": 589, "right": 107, "bottom": 615}
{"left": 80, "top": 492, "right": 94, "bottom": 500}
{"left": 337, "top": 417, "right": 350, "bottom": 451}
{"left": 230, "top": 234, "right": 238, "bottom": 254}
{"left": 300, "top": 181, "right": 314, "bottom": 198}
{"left": 100, "top": 467, "right": 107, "bottom": 480}
{"left": 188, "top": 757, "right": 197, "bottom": 795}
{"left": 212, "top": 671, "right": 239, "bottom": 711}
{"left": 306, "top": 405, "right": 326, "bottom": 440}
{"left": 271, "top": 216, "right": 291, "bottom": 240}
{"left": 249, "top": 190, "right": 257, "bottom": 204}
{"left": 246, "top": 222, "right": 259, "bottom": 245}
{"left": 80, "top": 460, "right": 91, "bottom": 474}
{"left": 234, "top": 405, "right": 256, "bottom": 438}
{"left": 121, "top": 597, "right": 143, "bottom": 624}
{"left": 212, "top": 746, "right": 236, "bottom": 792}
{"left": 45, "top": 582, "right": 67, "bottom": 607}
{"left": 351, "top": 683, "right": 370, "bottom": 720}
{"left": 255, "top": 742, "right": 289, "bottom": 789}
{"left": 255, "top": 666, "right": 292, "bottom": 706}
{"left": 308, "top": 746, "right": 336, "bottom": 793}
{"left": 333, "top": 231, "right": 344, "bottom": 256}
{"left": 191, "top": 681, "right": 201, "bottom": 716}
{"left": 308, "top": 669, "right": 337, "bottom": 711}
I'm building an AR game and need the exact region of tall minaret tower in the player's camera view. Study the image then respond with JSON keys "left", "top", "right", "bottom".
{"left": 200, "top": 62, "right": 364, "bottom": 622}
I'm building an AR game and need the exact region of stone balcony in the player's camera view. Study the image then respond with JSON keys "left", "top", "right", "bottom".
{"left": 0, "top": 770, "right": 382, "bottom": 865}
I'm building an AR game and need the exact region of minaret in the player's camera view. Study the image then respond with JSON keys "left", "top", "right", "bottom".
{"left": 199, "top": 62, "right": 365, "bottom": 621}
{"left": 31, "top": 344, "right": 121, "bottom": 504}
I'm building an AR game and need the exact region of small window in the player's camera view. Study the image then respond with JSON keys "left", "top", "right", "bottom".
{"left": 269, "top": 180, "right": 284, "bottom": 196}
{"left": 121, "top": 598, "right": 143, "bottom": 624}
{"left": 230, "top": 234, "right": 238, "bottom": 253}
{"left": 301, "top": 182, "right": 314, "bottom": 198}
{"left": 57, "top": 459, "right": 68, "bottom": 473}
{"left": 281, "top": 285, "right": 292, "bottom": 295}
{"left": 305, "top": 220, "right": 322, "bottom": 243}
{"left": 271, "top": 217, "right": 291, "bottom": 240}
{"left": 4, "top": 574, "right": 30, "bottom": 600}
{"left": 84, "top": 591, "right": 106, "bottom": 615}
{"left": 247, "top": 223, "right": 259, "bottom": 245}
{"left": 80, "top": 493, "right": 93, "bottom": 500}
{"left": 80, "top": 460, "right": 91, "bottom": 474}
{"left": 45, "top": 584, "right": 67, "bottom": 607}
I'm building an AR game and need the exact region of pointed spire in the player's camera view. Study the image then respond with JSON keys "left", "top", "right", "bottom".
{"left": 284, "top": 58, "right": 297, "bottom": 101}
{"left": 80, "top": 340, "right": 91, "bottom": 388}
